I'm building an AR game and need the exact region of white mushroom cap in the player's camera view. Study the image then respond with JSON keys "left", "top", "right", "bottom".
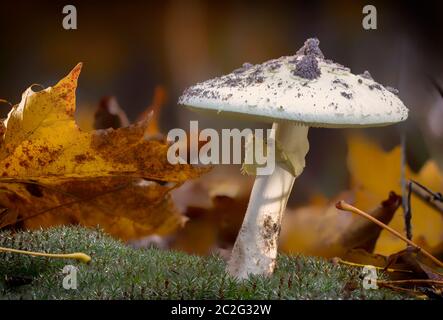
{"left": 178, "top": 38, "right": 408, "bottom": 128}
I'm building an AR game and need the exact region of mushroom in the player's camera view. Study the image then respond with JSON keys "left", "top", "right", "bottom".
{"left": 178, "top": 38, "right": 409, "bottom": 279}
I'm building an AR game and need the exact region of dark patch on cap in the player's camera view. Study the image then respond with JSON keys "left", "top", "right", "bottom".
{"left": 291, "top": 55, "right": 321, "bottom": 80}
{"left": 201, "top": 90, "right": 220, "bottom": 99}
{"left": 341, "top": 92, "right": 353, "bottom": 99}
{"left": 368, "top": 83, "right": 382, "bottom": 91}
{"left": 296, "top": 38, "right": 324, "bottom": 59}
{"left": 265, "top": 59, "right": 282, "bottom": 71}
{"left": 215, "top": 66, "right": 266, "bottom": 89}
{"left": 386, "top": 86, "right": 399, "bottom": 95}
{"left": 360, "top": 70, "right": 373, "bottom": 80}
{"left": 178, "top": 87, "right": 203, "bottom": 104}
{"left": 250, "top": 69, "right": 265, "bottom": 84}
{"left": 179, "top": 87, "right": 221, "bottom": 103}
{"left": 358, "top": 78, "right": 363, "bottom": 84}
{"left": 220, "top": 76, "right": 242, "bottom": 88}
{"left": 222, "top": 93, "right": 233, "bottom": 101}
{"left": 332, "top": 78, "right": 349, "bottom": 88}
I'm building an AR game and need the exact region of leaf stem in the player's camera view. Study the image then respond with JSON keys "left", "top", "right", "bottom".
{"left": 336, "top": 200, "right": 443, "bottom": 268}
{"left": 378, "top": 279, "right": 443, "bottom": 286}
{"left": 331, "top": 257, "right": 413, "bottom": 273}
{"left": 0, "top": 246, "right": 91, "bottom": 263}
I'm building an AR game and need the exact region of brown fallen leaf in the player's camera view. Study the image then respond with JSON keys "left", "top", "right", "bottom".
{"left": 338, "top": 191, "right": 401, "bottom": 253}
{"left": 385, "top": 247, "right": 443, "bottom": 280}
{"left": 170, "top": 165, "right": 253, "bottom": 255}
{"left": 337, "top": 200, "right": 443, "bottom": 268}
{"left": 0, "top": 63, "right": 208, "bottom": 239}
{"left": 280, "top": 191, "right": 400, "bottom": 258}
{"left": 375, "top": 248, "right": 443, "bottom": 299}
{"left": 337, "top": 200, "right": 443, "bottom": 299}
{"left": 94, "top": 96, "right": 130, "bottom": 130}
{"left": 1, "top": 178, "right": 184, "bottom": 241}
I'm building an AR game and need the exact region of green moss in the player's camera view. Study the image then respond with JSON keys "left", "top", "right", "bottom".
{"left": 0, "top": 226, "right": 410, "bottom": 300}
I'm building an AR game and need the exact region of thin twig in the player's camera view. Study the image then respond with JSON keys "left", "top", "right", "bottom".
{"left": 378, "top": 279, "right": 443, "bottom": 286}
{"left": 379, "top": 283, "right": 428, "bottom": 298}
{"left": 407, "top": 181, "right": 412, "bottom": 237}
{"left": 336, "top": 200, "right": 443, "bottom": 268}
{"left": 332, "top": 257, "right": 413, "bottom": 273}
{"left": 0, "top": 246, "right": 91, "bottom": 263}
{"left": 400, "top": 134, "right": 412, "bottom": 240}
{"left": 410, "top": 180, "right": 443, "bottom": 215}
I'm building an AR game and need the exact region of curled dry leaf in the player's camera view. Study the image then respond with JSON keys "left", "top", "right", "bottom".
{"left": 338, "top": 191, "right": 401, "bottom": 253}
{"left": 280, "top": 191, "right": 400, "bottom": 258}
{"left": 336, "top": 200, "right": 443, "bottom": 299}
{"left": 0, "top": 64, "right": 208, "bottom": 240}
{"left": 94, "top": 96, "right": 130, "bottom": 130}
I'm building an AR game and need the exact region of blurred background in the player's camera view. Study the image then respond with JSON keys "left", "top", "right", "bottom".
{"left": 0, "top": 0, "right": 442, "bottom": 255}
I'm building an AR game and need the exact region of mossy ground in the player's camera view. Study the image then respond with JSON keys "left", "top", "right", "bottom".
{"left": 0, "top": 226, "right": 410, "bottom": 300}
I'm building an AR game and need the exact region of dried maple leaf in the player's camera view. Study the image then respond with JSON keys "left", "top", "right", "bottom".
{"left": 0, "top": 63, "right": 203, "bottom": 182}
{"left": 0, "top": 63, "right": 207, "bottom": 240}
{"left": 280, "top": 191, "right": 400, "bottom": 258}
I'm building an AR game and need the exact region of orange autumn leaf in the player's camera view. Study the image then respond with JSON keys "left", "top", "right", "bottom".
{"left": 138, "top": 85, "right": 168, "bottom": 136}
{"left": 0, "top": 63, "right": 208, "bottom": 240}
{"left": 0, "top": 64, "right": 203, "bottom": 183}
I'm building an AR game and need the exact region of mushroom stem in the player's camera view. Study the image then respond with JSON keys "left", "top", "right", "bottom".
{"left": 227, "top": 122, "right": 309, "bottom": 279}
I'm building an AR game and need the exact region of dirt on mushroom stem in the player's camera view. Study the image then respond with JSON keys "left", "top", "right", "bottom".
{"left": 227, "top": 122, "right": 310, "bottom": 279}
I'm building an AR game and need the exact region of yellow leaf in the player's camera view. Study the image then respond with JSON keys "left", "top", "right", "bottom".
{"left": 347, "top": 135, "right": 443, "bottom": 256}
{"left": 0, "top": 63, "right": 205, "bottom": 183}
{"left": 347, "top": 135, "right": 408, "bottom": 211}
{"left": 376, "top": 160, "right": 443, "bottom": 255}
{"left": 0, "top": 64, "right": 208, "bottom": 240}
